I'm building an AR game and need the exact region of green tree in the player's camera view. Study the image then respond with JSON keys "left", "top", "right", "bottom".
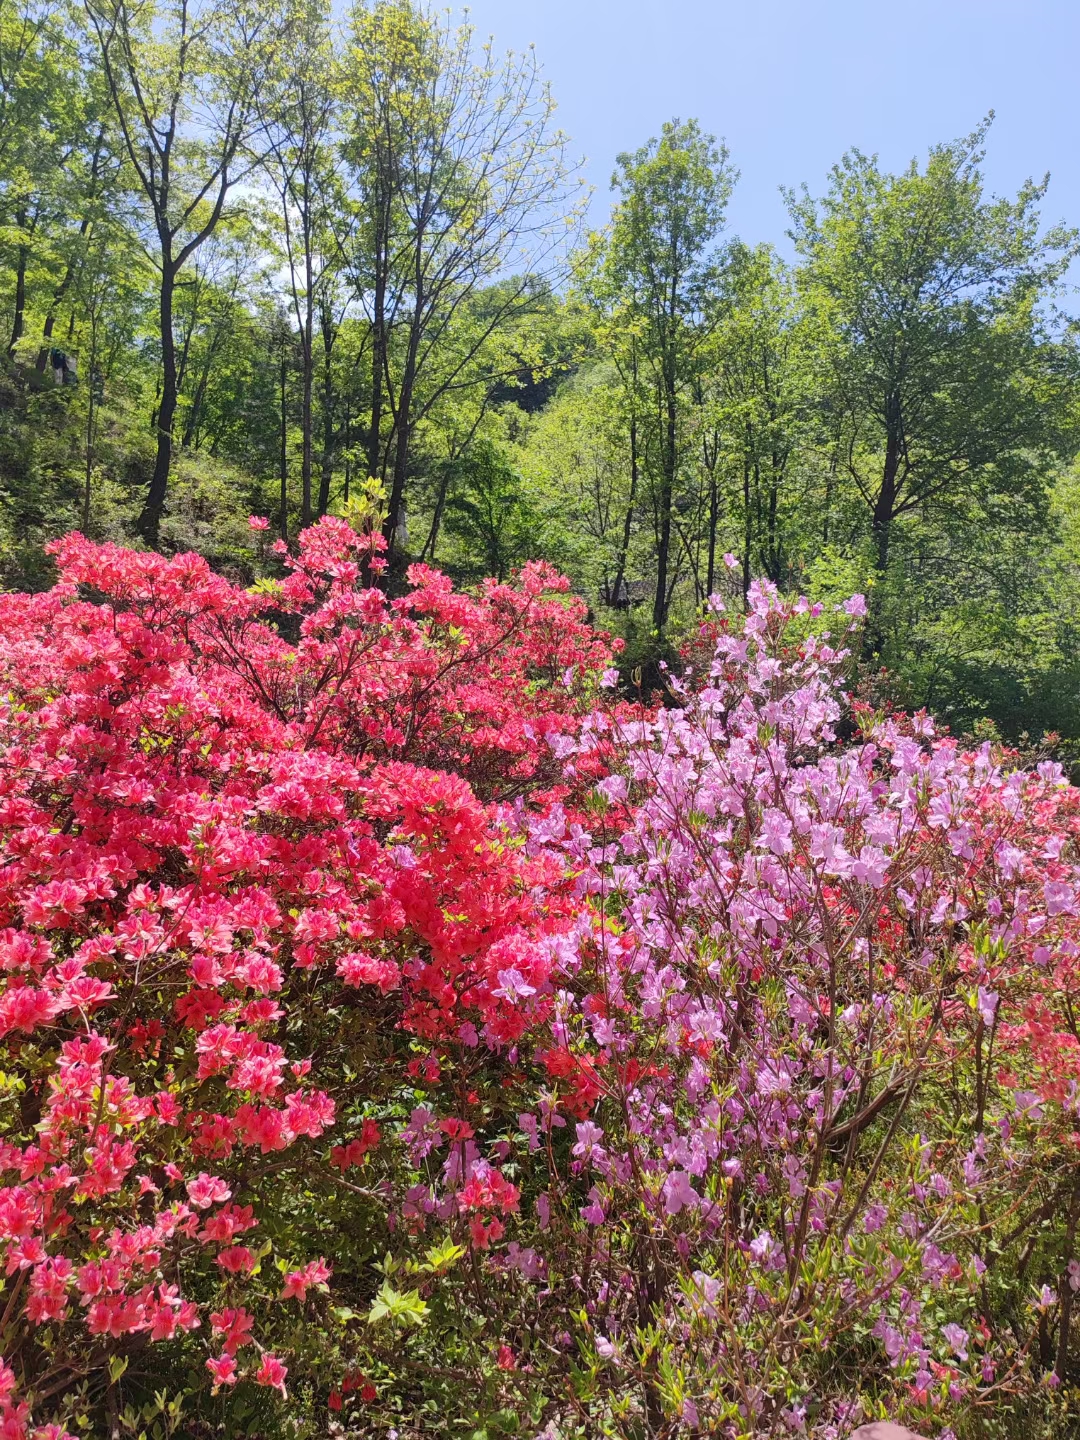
{"left": 513, "top": 362, "right": 636, "bottom": 604}
{"left": 602, "top": 117, "right": 734, "bottom": 633}
{"left": 441, "top": 438, "right": 536, "bottom": 580}
{"left": 703, "top": 241, "right": 819, "bottom": 600}
{"left": 0, "top": 0, "right": 95, "bottom": 358}
{"left": 84, "top": 0, "right": 287, "bottom": 544}
{"left": 787, "top": 119, "right": 1079, "bottom": 583}
{"left": 341, "top": 0, "right": 581, "bottom": 568}
{"left": 257, "top": 0, "right": 337, "bottom": 525}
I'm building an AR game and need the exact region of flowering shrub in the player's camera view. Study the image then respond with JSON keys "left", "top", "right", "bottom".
{"left": 0, "top": 521, "right": 613, "bottom": 1437}
{"left": 497, "top": 583, "right": 1080, "bottom": 1438}
{"left": 0, "top": 533, "right": 1078, "bottom": 1439}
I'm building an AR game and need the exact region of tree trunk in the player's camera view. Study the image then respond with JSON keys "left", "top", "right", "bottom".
{"left": 385, "top": 399, "right": 411, "bottom": 563}
{"left": 706, "top": 474, "right": 718, "bottom": 600}
{"left": 181, "top": 322, "right": 227, "bottom": 449}
{"left": 300, "top": 276, "right": 314, "bottom": 527}
{"left": 823, "top": 436, "right": 838, "bottom": 546}
{"left": 422, "top": 471, "right": 450, "bottom": 563}
{"left": 651, "top": 359, "right": 677, "bottom": 634}
{"left": 872, "top": 394, "right": 902, "bottom": 574}
{"left": 871, "top": 488, "right": 895, "bottom": 573}
{"left": 8, "top": 207, "right": 28, "bottom": 355}
{"left": 37, "top": 132, "right": 102, "bottom": 371}
{"left": 343, "top": 403, "right": 351, "bottom": 504}
{"left": 83, "top": 326, "right": 98, "bottom": 532}
{"left": 367, "top": 181, "right": 389, "bottom": 486}
{"left": 384, "top": 318, "right": 420, "bottom": 566}
{"left": 742, "top": 448, "right": 752, "bottom": 607}
{"left": 279, "top": 336, "right": 289, "bottom": 543}
{"left": 139, "top": 259, "right": 178, "bottom": 546}
{"left": 36, "top": 228, "right": 87, "bottom": 372}
{"left": 765, "top": 460, "right": 780, "bottom": 583}
{"left": 703, "top": 429, "right": 719, "bottom": 599}
{"left": 37, "top": 300, "right": 65, "bottom": 370}
{"left": 317, "top": 312, "right": 334, "bottom": 516}
{"left": 180, "top": 371, "right": 209, "bottom": 451}
{"left": 612, "top": 409, "right": 639, "bottom": 608}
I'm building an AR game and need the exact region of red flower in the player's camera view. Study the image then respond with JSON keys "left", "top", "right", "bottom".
{"left": 255, "top": 1354, "right": 288, "bottom": 1397}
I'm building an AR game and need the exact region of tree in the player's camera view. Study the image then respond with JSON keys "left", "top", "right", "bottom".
{"left": 84, "top": 0, "right": 286, "bottom": 544}
{"left": 170, "top": 219, "right": 262, "bottom": 454}
{"left": 703, "top": 241, "right": 817, "bottom": 599}
{"left": 341, "top": 0, "right": 581, "bottom": 569}
{"left": 512, "top": 361, "right": 638, "bottom": 607}
{"left": 787, "top": 119, "right": 1079, "bottom": 583}
{"left": 441, "top": 437, "right": 536, "bottom": 580}
{"left": 605, "top": 118, "right": 734, "bottom": 633}
{"left": 257, "top": 0, "right": 337, "bottom": 526}
{"left": 70, "top": 223, "right": 142, "bottom": 528}
{"left": 0, "top": 0, "right": 88, "bottom": 357}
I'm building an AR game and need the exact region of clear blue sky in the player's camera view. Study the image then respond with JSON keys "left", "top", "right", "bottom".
{"left": 458, "top": 0, "right": 1079, "bottom": 286}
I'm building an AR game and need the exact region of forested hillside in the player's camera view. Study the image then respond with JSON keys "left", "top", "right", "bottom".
{"left": 3, "top": 0, "right": 1080, "bottom": 751}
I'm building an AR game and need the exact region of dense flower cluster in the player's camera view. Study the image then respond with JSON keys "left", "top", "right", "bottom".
{"left": 0, "top": 529, "right": 1077, "bottom": 1438}
{"left": 0, "top": 521, "right": 612, "bottom": 1435}
{"left": 510, "top": 583, "right": 1080, "bottom": 1434}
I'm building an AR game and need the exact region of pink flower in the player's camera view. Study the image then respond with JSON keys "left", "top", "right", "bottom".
{"left": 186, "top": 1172, "right": 232, "bottom": 1210}
{"left": 493, "top": 967, "right": 536, "bottom": 1004}
{"left": 256, "top": 1353, "right": 288, "bottom": 1397}
{"left": 758, "top": 807, "right": 793, "bottom": 857}
{"left": 248, "top": 515, "right": 269, "bottom": 530}
{"left": 281, "top": 1258, "right": 331, "bottom": 1302}
{"left": 210, "top": 1306, "right": 254, "bottom": 1354}
{"left": 942, "top": 1322, "right": 969, "bottom": 1360}
{"left": 206, "top": 1353, "right": 238, "bottom": 1387}
{"left": 662, "top": 1170, "right": 699, "bottom": 1215}
{"left": 977, "top": 987, "right": 999, "bottom": 1027}
{"left": 215, "top": 1246, "right": 255, "bottom": 1275}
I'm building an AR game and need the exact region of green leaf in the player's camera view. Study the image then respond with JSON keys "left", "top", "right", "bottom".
{"left": 367, "top": 1280, "right": 429, "bottom": 1328}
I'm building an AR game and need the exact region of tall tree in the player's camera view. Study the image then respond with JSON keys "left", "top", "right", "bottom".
{"left": 605, "top": 118, "right": 734, "bottom": 633}
{"left": 85, "top": 0, "right": 285, "bottom": 544}
{"left": 342, "top": 0, "right": 580, "bottom": 568}
{"left": 703, "top": 241, "right": 815, "bottom": 598}
{"left": 257, "top": 0, "right": 336, "bottom": 526}
{"left": 0, "top": 0, "right": 82, "bottom": 356}
{"left": 787, "top": 119, "right": 1079, "bottom": 582}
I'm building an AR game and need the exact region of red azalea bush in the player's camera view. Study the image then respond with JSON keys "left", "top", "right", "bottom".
{"left": 0, "top": 530, "right": 1078, "bottom": 1439}
{"left": 0, "top": 520, "right": 615, "bottom": 1437}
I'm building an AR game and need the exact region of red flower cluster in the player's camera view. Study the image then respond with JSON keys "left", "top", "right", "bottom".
{"left": 0, "top": 521, "right": 614, "bottom": 1432}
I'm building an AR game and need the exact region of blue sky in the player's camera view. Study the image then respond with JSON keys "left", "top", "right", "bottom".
{"left": 458, "top": 0, "right": 1079, "bottom": 287}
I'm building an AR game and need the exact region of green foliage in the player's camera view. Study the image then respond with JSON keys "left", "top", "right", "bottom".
{"left": 0, "top": 4, "right": 1078, "bottom": 750}
{"left": 439, "top": 439, "right": 539, "bottom": 581}
{"left": 785, "top": 117, "right": 1079, "bottom": 576}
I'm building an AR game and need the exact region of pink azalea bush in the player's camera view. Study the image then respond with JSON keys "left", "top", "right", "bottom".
{"left": 501, "top": 583, "right": 1080, "bottom": 1436}
{"left": 0, "top": 528, "right": 1077, "bottom": 1438}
